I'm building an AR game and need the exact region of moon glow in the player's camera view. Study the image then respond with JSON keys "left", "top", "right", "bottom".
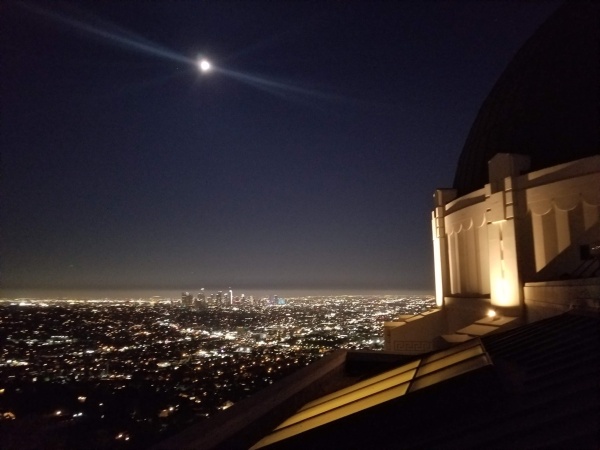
{"left": 198, "top": 58, "right": 211, "bottom": 72}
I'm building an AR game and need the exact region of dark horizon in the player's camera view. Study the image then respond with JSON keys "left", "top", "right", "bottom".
{"left": 0, "top": 1, "right": 561, "bottom": 294}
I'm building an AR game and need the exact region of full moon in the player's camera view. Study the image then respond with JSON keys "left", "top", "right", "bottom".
{"left": 198, "top": 58, "right": 211, "bottom": 72}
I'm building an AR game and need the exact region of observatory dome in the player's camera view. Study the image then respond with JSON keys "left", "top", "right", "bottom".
{"left": 453, "top": 1, "right": 599, "bottom": 196}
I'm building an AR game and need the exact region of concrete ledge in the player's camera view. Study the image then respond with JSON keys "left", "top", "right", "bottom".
{"left": 525, "top": 278, "right": 600, "bottom": 320}
{"left": 525, "top": 277, "right": 600, "bottom": 299}
{"left": 444, "top": 297, "right": 492, "bottom": 332}
{"left": 384, "top": 309, "right": 446, "bottom": 354}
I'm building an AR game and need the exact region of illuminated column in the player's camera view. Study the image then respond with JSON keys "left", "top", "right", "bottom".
{"left": 487, "top": 218, "right": 520, "bottom": 308}
{"left": 432, "top": 189, "right": 457, "bottom": 307}
{"left": 486, "top": 154, "right": 529, "bottom": 311}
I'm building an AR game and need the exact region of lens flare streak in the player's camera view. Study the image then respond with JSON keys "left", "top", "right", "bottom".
{"left": 18, "top": 2, "right": 193, "bottom": 65}
{"left": 216, "top": 67, "right": 342, "bottom": 102}
{"left": 18, "top": 2, "right": 349, "bottom": 107}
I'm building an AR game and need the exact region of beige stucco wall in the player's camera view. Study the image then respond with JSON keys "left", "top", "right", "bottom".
{"left": 433, "top": 154, "right": 600, "bottom": 315}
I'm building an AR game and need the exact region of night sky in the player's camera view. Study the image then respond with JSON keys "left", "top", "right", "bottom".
{"left": 1, "top": 1, "right": 560, "bottom": 295}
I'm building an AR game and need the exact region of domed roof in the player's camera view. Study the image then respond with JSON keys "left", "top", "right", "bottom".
{"left": 453, "top": 1, "right": 600, "bottom": 196}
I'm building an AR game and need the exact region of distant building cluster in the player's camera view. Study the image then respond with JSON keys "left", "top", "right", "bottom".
{"left": 180, "top": 289, "right": 286, "bottom": 308}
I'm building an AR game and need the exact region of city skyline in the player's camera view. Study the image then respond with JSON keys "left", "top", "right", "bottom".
{"left": 1, "top": 1, "right": 561, "bottom": 294}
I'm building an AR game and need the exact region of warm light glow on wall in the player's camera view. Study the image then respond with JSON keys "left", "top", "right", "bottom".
{"left": 488, "top": 221, "right": 520, "bottom": 308}
{"left": 492, "top": 278, "right": 514, "bottom": 306}
{"left": 433, "top": 242, "right": 444, "bottom": 307}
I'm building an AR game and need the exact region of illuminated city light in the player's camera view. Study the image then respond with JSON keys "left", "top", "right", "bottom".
{"left": 2, "top": 412, "right": 16, "bottom": 420}
{"left": 0, "top": 294, "right": 435, "bottom": 444}
{"left": 115, "top": 432, "right": 130, "bottom": 441}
